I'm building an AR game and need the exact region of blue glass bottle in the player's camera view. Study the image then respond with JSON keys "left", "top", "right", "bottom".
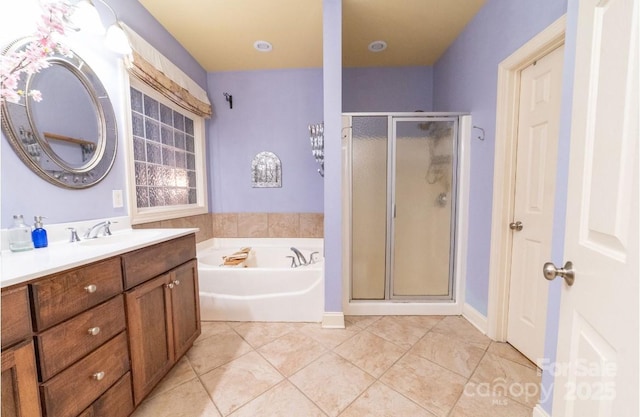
{"left": 32, "top": 216, "right": 48, "bottom": 248}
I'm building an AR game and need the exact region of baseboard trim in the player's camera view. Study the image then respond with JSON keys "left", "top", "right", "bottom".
{"left": 532, "top": 404, "right": 551, "bottom": 417}
{"left": 322, "top": 312, "right": 345, "bottom": 329}
{"left": 462, "top": 303, "right": 488, "bottom": 335}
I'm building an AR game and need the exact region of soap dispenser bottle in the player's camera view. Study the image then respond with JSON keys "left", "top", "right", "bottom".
{"left": 8, "top": 215, "right": 34, "bottom": 252}
{"left": 32, "top": 216, "right": 48, "bottom": 248}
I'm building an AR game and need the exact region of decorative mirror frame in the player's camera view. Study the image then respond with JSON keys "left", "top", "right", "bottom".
{"left": 1, "top": 37, "right": 117, "bottom": 189}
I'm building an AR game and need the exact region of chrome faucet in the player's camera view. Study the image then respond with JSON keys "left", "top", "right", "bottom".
{"left": 289, "top": 247, "right": 307, "bottom": 267}
{"left": 84, "top": 220, "right": 113, "bottom": 239}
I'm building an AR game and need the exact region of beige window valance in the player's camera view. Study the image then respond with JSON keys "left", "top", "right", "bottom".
{"left": 123, "top": 24, "right": 212, "bottom": 118}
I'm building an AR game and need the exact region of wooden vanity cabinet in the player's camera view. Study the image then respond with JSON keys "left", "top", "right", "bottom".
{"left": 29, "top": 258, "right": 132, "bottom": 417}
{"left": 1, "top": 286, "right": 41, "bottom": 417}
{"left": 125, "top": 259, "right": 200, "bottom": 405}
{"left": 1, "top": 232, "right": 199, "bottom": 416}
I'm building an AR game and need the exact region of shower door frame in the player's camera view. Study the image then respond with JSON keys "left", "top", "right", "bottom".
{"left": 387, "top": 116, "right": 459, "bottom": 301}
{"left": 344, "top": 112, "right": 469, "bottom": 313}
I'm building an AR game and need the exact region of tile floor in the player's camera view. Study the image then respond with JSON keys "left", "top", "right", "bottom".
{"left": 131, "top": 316, "right": 541, "bottom": 417}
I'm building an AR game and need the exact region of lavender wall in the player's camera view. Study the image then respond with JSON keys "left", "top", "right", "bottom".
{"left": 433, "top": 0, "right": 567, "bottom": 316}
{"left": 0, "top": 0, "right": 207, "bottom": 228}
{"left": 323, "top": 0, "right": 343, "bottom": 313}
{"left": 343, "top": 66, "right": 433, "bottom": 112}
{"left": 207, "top": 69, "right": 324, "bottom": 213}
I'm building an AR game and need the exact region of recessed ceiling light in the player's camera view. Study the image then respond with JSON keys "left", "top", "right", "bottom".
{"left": 368, "top": 40, "right": 387, "bottom": 52}
{"left": 253, "top": 40, "right": 273, "bottom": 52}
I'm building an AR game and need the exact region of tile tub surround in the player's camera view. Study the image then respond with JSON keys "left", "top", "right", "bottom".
{"left": 134, "top": 212, "right": 323, "bottom": 242}
{"left": 213, "top": 212, "right": 324, "bottom": 238}
{"left": 133, "top": 213, "right": 213, "bottom": 243}
{"left": 131, "top": 316, "right": 541, "bottom": 417}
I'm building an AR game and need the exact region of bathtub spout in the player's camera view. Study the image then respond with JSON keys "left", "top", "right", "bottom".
{"left": 290, "top": 247, "right": 307, "bottom": 266}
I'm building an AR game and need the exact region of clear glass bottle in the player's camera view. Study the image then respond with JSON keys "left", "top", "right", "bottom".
{"left": 9, "top": 214, "right": 34, "bottom": 252}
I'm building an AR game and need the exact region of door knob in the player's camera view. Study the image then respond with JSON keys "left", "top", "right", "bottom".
{"left": 509, "top": 221, "right": 523, "bottom": 231}
{"left": 543, "top": 261, "right": 575, "bottom": 286}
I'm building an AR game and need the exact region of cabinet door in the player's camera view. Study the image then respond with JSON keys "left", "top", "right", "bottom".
{"left": 125, "top": 274, "right": 174, "bottom": 406}
{"left": 170, "top": 260, "right": 201, "bottom": 360}
{"left": 1, "top": 340, "right": 42, "bottom": 417}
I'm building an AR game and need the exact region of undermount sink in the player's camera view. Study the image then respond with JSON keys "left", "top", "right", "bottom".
{"left": 78, "top": 230, "right": 161, "bottom": 247}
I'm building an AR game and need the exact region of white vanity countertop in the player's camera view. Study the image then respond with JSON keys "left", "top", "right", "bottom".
{"left": 0, "top": 228, "right": 198, "bottom": 288}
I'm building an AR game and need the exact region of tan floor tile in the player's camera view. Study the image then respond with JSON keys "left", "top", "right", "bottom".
{"left": 366, "top": 316, "right": 438, "bottom": 349}
{"left": 186, "top": 330, "right": 253, "bottom": 375}
{"left": 298, "top": 322, "right": 360, "bottom": 349}
{"left": 229, "top": 381, "right": 325, "bottom": 417}
{"left": 341, "top": 381, "right": 436, "bottom": 417}
{"left": 344, "top": 315, "right": 382, "bottom": 329}
{"left": 147, "top": 356, "right": 197, "bottom": 399}
{"left": 200, "top": 351, "right": 284, "bottom": 416}
{"left": 470, "top": 352, "right": 541, "bottom": 407}
{"left": 257, "top": 331, "right": 326, "bottom": 376}
{"left": 290, "top": 352, "right": 375, "bottom": 416}
{"left": 380, "top": 353, "right": 467, "bottom": 417}
{"left": 131, "top": 378, "right": 220, "bottom": 417}
{"left": 410, "top": 331, "right": 485, "bottom": 378}
{"left": 450, "top": 382, "right": 533, "bottom": 417}
{"left": 334, "top": 330, "right": 407, "bottom": 377}
{"left": 486, "top": 342, "right": 538, "bottom": 369}
{"left": 196, "top": 321, "right": 233, "bottom": 344}
{"left": 431, "top": 316, "right": 491, "bottom": 349}
{"left": 233, "top": 322, "right": 296, "bottom": 348}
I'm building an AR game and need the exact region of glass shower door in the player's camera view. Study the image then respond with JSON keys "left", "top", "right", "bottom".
{"left": 391, "top": 118, "right": 457, "bottom": 298}
{"left": 351, "top": 116, "right": 388, "bottom": 299}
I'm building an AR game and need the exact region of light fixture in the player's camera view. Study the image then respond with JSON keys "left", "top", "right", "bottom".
{"left": 368, "top": 40, "right": 387, "bottom": 52}
{"left": 253, "top": 40, "right": 273, "bottom": 52}
{"left": 69, "top": 0, "right": 105, "bottom": 35}
{"left": 69, "top": 0, "right": 132, "bottom": 55}
{"left": 104, "top": 21, "right": 132, "bottom": 55}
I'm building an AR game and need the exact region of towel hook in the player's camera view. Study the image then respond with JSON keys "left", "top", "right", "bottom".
{"left": 223, "top": 92, "right": 233, "bottom": 109}
{"left": 472, "top": 125, "right": 485, "bottom": 141}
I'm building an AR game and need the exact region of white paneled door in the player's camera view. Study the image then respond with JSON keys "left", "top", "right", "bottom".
{"left": 551, "top": 0, "right": 639, "bottom": 416}
{"left": 507, "top": 45, "right": 564, "bottom": 365}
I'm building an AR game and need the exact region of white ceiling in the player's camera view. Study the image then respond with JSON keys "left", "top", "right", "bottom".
{"left": 138, "top": 0, "right": 486, "bottom": 72}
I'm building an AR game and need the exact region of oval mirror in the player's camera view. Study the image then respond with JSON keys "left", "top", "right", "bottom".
{"left": 1, "top": 37, "right": 117, "bottom": 188}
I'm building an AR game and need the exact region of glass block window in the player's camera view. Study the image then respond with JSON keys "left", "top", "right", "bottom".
{"left": 127, "top": 78, "right": 207, "bottom": 223}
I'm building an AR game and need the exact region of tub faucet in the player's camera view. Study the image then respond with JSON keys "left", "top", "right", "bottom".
{"left": 290, "top": 247, "right": 307, "bottom": 266}
{"left": 84, "top": 220, "right": 113, "bottom": 239}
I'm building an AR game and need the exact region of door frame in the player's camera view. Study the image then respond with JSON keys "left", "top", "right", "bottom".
{"left": 487, "top": 16, "right": 566, "bottom": 341}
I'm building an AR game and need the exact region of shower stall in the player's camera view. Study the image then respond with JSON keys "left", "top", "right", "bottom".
{"left": 342, "top": 113, "right": 470, "bottom": 315}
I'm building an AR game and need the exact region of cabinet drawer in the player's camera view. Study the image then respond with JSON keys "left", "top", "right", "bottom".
{"left": 40, "top": 332, "right": 130, "bottom": 417}
{"left": 122, "top": 234, "right": 196, "bottom": 289}
{"left": 78, "top": 372, "right": 134, "bottom": 417}
{"left": 36, "top": 295, "right": 126, "bottom": 381}
{"left": 1, "top": 286, "right": 32, "bottom": 349}
{"left": 31, "top": 257, "right": 123, "bottom": 330}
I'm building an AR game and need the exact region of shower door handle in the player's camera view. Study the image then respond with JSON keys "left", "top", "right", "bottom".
{"left": 393, "top": 204, "right": 397, "bottom": 218}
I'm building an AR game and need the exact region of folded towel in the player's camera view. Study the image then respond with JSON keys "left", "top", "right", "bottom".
{"left": 221, "top": 247, "right": 252, "bottom": 267}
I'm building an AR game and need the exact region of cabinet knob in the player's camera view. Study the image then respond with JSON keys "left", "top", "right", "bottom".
{"left": 173, "top": 280, "right": 180, "bottom": 286}
{"left": 87, "top": 327, "right": 101, "bottom": 336}
{"left": 92, "top": 371, "right": 105, "bottom": 381}
{"left": 84, "top": 284, "right": 97, "bottom": 293}
{"left": 166, "top": 283, "right": 174, "bottom": 289}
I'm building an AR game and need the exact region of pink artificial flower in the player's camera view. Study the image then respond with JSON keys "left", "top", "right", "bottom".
{"left": 28, "top": 89, "right": 43, "bottom": 102}
{"left": 0, "top": 0, "right": 72, "bottom": 103}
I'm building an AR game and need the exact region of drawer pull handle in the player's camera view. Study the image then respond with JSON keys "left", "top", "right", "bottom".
{"left": 92, "top": 371, "right": 105, "bottom": 381}
{"left": 174, "top": 280, "right": 180, "bottom": 286}
{"left": 88, "top": 327, "right": 101, "bottom": 336}
{"left": 84, "top": 284, "right": 97, "bottom": 293}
